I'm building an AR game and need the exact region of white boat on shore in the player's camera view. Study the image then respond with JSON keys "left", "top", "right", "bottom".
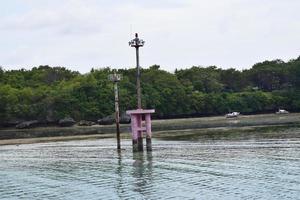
{"left": 225, "top": 112, "right": 240, "bottom": 118}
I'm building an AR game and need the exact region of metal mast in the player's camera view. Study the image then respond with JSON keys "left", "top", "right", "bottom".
{"left": 129, "top": 33, "right": 145, "bottom": 109}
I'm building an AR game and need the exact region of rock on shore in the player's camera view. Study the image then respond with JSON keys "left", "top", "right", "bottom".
{"left": 59, "top": 117, "right": 76, "bottom": 127}
{"left": 16, "top": 120, "right": 40, "bottom": 129}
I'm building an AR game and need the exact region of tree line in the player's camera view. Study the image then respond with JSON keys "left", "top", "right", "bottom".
{"left": 0, "top": 56, "right": 300, "bottom": 125}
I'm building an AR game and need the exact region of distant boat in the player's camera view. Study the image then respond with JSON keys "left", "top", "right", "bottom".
{"left": 276, "top": 109, "right": 289, "bottom": 114}
{"left": 225, "top": 112, "right": 240, "bottom": 118}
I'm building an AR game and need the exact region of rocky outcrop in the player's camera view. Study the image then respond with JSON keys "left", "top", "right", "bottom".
{"left": 98, "top": 113, "right": 131, "bottom": 125}
{"left": 58, "top": 117, "right": 76, "bottom": 127}
{"left": 16, "top": 120, "right": 39, "bottom": 129}
{"left": 1, "top": 120, "right": 24, "bottom": 128}
{"left": 98, "top": 115, "right": 115, "bottom": 125}
{"left": 120, "top": 113, "right": 131, "bottom": 124}
{"left": 78, "top": 120, "right": 96, "bottom": 126}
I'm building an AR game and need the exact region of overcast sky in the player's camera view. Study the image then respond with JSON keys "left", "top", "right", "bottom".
{"left": 0, "top": 0, "right": 299, "bottom": 73}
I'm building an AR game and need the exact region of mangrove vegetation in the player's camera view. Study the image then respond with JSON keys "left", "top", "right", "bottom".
{"left": 0, "top": 56, "right": 300, "bottom": 126}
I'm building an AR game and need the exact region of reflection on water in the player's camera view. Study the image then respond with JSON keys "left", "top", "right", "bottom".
{"left": 115, "top": 151, "right": 153, "bottom": 199}
{"left": 0, "top": 136, "right": 299, "bottom": 199}
{"left": 132, "top": 152, "right": 153, "bottom": 197}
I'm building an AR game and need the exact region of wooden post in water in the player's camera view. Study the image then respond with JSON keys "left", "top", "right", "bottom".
{"left": 108, "top": 72, "right": 122, "bottom": 150}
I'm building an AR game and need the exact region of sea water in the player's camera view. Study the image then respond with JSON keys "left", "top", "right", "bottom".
{"left": 0, "top": 135, "right": 299, "bottom": 199}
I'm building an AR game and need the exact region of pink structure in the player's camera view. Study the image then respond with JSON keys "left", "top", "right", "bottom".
{"left": 128, "top": 33, "right": 155, "bottom": 152}
{"left": 126, "top": 109, "right": 155, "bottom": 152}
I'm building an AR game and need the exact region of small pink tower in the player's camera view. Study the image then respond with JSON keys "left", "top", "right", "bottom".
{"left": 126, "top": 109, "right": 155, "bottom": 152}
{"left": 127, "top": 33, "right": 155, "bottom": 152}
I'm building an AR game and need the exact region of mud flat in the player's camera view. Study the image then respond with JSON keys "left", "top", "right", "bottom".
{"left": 0, "top": 113, "right": 300, "bottom": 145}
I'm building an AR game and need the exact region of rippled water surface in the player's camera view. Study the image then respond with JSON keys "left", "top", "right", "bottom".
{"left": 0, "top": 136, "right": 300, "bottom": 199}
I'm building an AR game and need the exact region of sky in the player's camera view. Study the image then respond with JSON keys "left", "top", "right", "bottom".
{"left": 0, "top": 0, "right": 299, "bottom": 73}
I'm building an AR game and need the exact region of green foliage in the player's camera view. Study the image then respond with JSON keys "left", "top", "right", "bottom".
{"left": 176, "top": 66, "right": 223, "bottom": 93}
{"left": 0, "top": 57, "right": 300, "bottom": 123}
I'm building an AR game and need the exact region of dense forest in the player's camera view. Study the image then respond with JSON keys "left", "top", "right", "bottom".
{"left": 0, "top": 56, "right": 300, "bottom": 126}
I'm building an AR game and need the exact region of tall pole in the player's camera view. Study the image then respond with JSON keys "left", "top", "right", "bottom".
{"left": 136, "top": 45, "right": 141, "bottom": 109}
{"left": 109, "top": 72, "right": 122, "bottom": 150}
{"left": 114, "top": 81, "right": 121, "bottom": 150}
{"left": 129, "top": 33, "right": 145, "bottom": 109}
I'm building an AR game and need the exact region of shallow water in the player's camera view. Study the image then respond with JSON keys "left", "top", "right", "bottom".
{"left": 0, "top": 136, "right": 299, "bottom": 199}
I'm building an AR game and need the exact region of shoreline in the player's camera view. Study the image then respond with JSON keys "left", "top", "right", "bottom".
{"left": 1, "top": 113, "right": 300, "bottom": 146}
{"left": 1, "top": 124, "right": 300, "bottom": 146}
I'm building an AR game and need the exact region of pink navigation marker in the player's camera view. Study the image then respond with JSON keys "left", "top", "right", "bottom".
{"left": 126, "top": 109, "right": 155, "bottom": 152}
{"left": 128, "top": 33, "right": 155, "bottom": 152}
